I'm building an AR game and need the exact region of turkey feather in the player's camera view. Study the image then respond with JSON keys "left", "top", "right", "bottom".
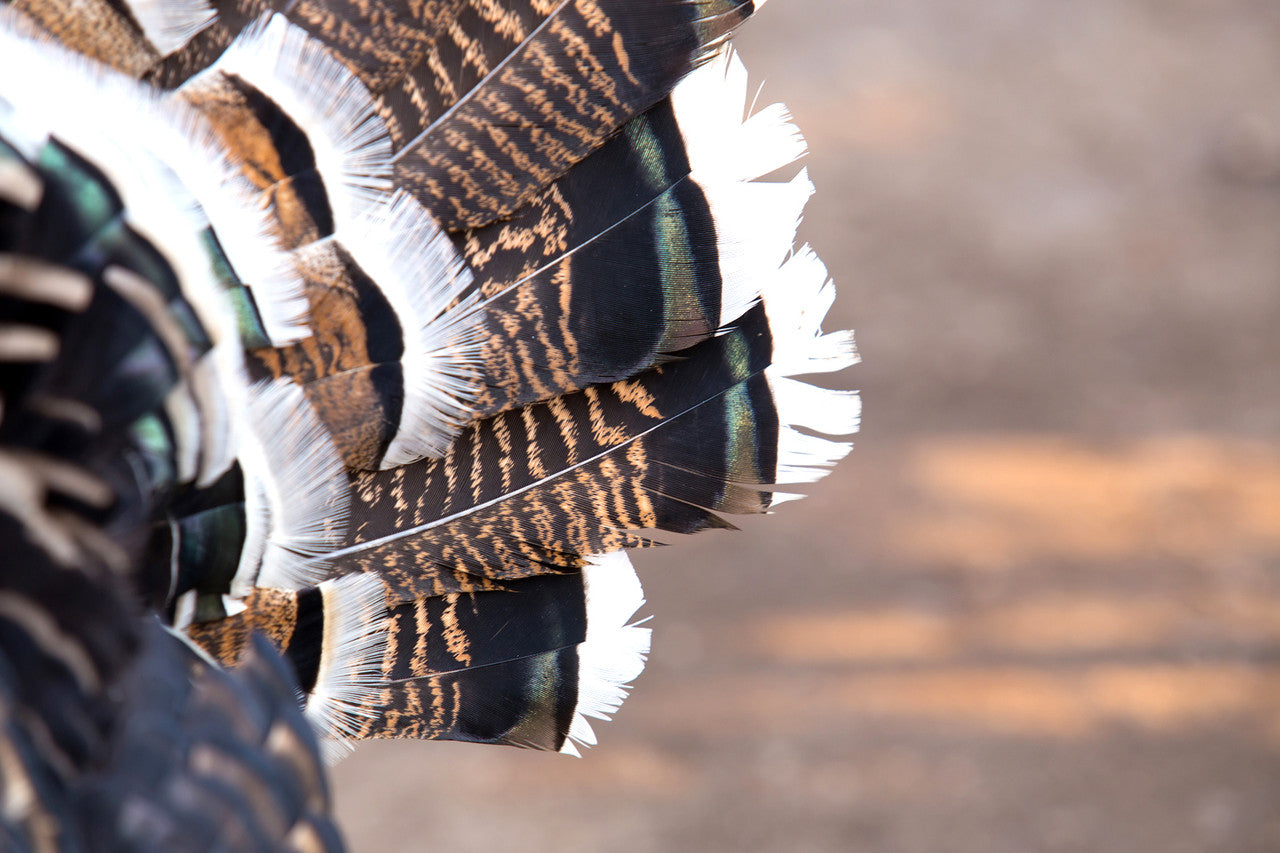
{"left": 0, "top": 0, "right": 856, "bottom": 840}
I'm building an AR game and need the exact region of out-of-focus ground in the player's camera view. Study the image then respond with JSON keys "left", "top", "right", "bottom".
{"left": 333, "top": 1, "right": 1280, "bottom": 850}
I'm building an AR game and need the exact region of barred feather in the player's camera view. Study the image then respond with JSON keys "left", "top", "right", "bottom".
{"left": 0, "top": 0, "right": 855, "bottom": 845}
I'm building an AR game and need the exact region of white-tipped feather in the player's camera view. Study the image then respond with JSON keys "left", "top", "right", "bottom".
{"left": 166, "top": 171, "right": 308, "bottom": 347}
{"left": 213, "top": 14, "right": 394, "bottom": 236}
{"left": 759, "top": 244, "right": 862, "bottom": 483}
{"left": 670, "top": 50, "right": 860, "bottom": 454}
{"left": 237, "top": 473, "right": 270, "bottom": 594}
{"left": 0, "top": 155, "right": 42, "bottom": 209}
{"left": 122, "top": 0, "right": 216, "bottom": 56}
{"left": 186, "top": 353, "right": 238, "bottom": 486}
{"left": 305, "top": 574, "right": 390, "bottom": 764}
{"left": 764, "top": 302, "right": 860, "bottom": 487}
{"left": 462, "top": 49, "right": 809, "bottom": 345}
{"left": 562, "top": 552, "right": 651, "bottom": 755}
{"left": 756, "top": 243, "right": 861, "bottom": 490}
{"left": 171, "top": 589, "right": 197, "bottom": 632}
{"left": 735, "top": 213, "right": 859, "bottom": 492}
{"left": 235, "top": 381, "right": 351, "bottom": 594}
{"left": 220, "top": 595, "right": 248, "bottom": 618}
{"left": 671, "top": 49, "right": 813, "bottom": 327}
{"left": 337, "top": 193, "right": 487, "bottom": 467}
{"left": 673, "top": 57, "right": 863, "bottom": 497}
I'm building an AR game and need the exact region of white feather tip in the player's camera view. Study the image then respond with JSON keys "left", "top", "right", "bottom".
{"left": 561, "top": 553, "right": 652, "bottom": 755}
{"left": 303, "top": 573, "right": 390, "bottom": 765}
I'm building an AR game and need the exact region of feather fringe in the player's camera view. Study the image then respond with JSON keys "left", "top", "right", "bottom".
{"left": 212, "top": 14, "right": 394, "bottom": 238}
{"left": 562, "top": 552, "right": 651, "bottom": 756}
{"left": 762, "top": 246, "right": 859, "bottom": 378}
{"left": 337, "top": 193, "right": 487, "bottom": 467}
{"left": 121, "top": 0, "right": 217, "bottom": 56}
{"left": 763, "top": 249, "right": 861, "bottom": 489}
{"left": 235, "top": 381, "right": 351, "bottom": 595}
{"left": 186, "top": 352, "right": 237, "bottom": 487}
{"left": 306, "top": 574, "right": 390, "bottom": 765}
{"left": 163, "top": 378, "right": 202, "bottom": 485}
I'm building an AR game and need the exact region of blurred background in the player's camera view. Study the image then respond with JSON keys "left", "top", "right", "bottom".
{"left": 333, "top": 1, "right": 1280, "bottom": 849}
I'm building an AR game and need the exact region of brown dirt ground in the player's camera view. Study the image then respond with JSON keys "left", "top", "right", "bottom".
{"left": 332, "top": 2, "right": 1280, "bottom": 850}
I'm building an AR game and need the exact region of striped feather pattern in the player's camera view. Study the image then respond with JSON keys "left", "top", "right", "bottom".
{"left": 0, "top": 0, "right": 855, "bottom": 843}
{"left": 389, "top": 0, "right": 760, "bottom": 229}
{"left": 321, "top": 304, "right": 784, "bottom": 602}
{"left": 281, "top": 0, "right": 547, "bottom": 144}
{"left": 336, "top": 553, "right": 647, "bottom": 756}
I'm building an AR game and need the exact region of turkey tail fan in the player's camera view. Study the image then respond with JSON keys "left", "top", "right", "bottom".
{"left": 4, "top": 0, "right": 857, "bottom": 825}
{"left": 156, "top": 6, "right": 857, "bottom": 759}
